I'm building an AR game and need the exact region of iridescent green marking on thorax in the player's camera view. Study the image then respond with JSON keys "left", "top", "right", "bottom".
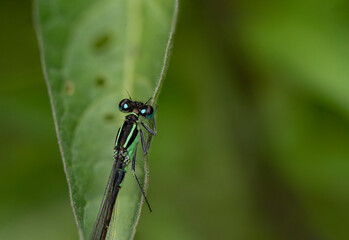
{"left": 114, "top": 112, "right": 140, "bottom": 161}
{"left": 127, "top": 132, "right": 139, "bottom": 158}
{"left": 115, "top": 128, "right": 122, "bottom": 147}
{"left": 123, "top": 123, "right": 137, "bottom": 148}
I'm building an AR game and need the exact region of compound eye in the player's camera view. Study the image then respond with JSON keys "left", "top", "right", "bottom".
{"left": 119, "top": 99, "right": 132, "bottom": 112}
{"left": 144, "top": 105, "right": 154, "bottom": 119}
{"left": 140, "top": 108, "right": 147, "bottom": 115}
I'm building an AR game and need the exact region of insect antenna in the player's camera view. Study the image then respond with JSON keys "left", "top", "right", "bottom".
{"left": 125, "top": 90, "right": 133, "bottom": 101}
{"left": 145, "top": 97, "right": 153, "bottom": 105}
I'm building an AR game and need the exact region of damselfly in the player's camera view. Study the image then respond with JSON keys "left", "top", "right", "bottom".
{"left": 90, "top": 98, "right": 156, "bottom": 240}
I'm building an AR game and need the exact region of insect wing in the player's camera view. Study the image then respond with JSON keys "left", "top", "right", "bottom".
{"left": 90, "top": 160, "right": 120, "bottom": 240}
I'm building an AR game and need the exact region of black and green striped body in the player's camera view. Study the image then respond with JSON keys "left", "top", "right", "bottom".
{"left": 91, "top": 98, "right": 156, "bottom": 240}
{"left": 91, "top": 113, "right": 140, "bottom": 240}
{"left": 114, "top": 112, "right": 140, "bottom": 160}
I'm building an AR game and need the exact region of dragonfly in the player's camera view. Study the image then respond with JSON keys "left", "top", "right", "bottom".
{"left": 90, "top": 98, "right": 156, "bottom": 240}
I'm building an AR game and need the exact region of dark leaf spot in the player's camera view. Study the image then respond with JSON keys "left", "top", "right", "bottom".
{"left": 104, "top": 113, "right": 115, "bottom": 122}
{"left": 95, "top": 76, "right": 106, "bottom": 87}
{"left": 93, "top": 34, "right": 111, "bottom": 53}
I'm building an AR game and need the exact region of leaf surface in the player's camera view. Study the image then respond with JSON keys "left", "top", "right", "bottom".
{"left": 34, "top": 0, "right": 178, "bottom": 239}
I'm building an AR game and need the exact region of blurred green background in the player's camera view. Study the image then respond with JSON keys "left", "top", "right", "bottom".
{"left": 1, "top": 0, "right": 349, "bottom": 239}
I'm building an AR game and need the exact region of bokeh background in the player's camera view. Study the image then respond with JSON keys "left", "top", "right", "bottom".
{"left": 1, "top": 0, "right": 349, "bottom": 239}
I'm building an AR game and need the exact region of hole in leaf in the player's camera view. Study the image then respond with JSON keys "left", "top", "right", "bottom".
{"left": 93, "top": 34, "right": 111, "bottom": 52}
{"left": 95, "top": 76, "right": 106, "bottom": 87}
{"left": 65, "top": 81, "right": 74, "bottom": 95}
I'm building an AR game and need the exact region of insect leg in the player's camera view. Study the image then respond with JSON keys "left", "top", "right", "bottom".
{"left": 132, "top": 147, "right": 152, "bottom": 212}
{"left": 139, "top": 128, "right": 148, "bottom": 154}
{"left": 140, "top": 116, "right": 157, "bottom": 136}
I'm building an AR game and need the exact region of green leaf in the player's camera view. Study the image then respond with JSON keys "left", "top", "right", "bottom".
{"left": 34, "top": 0, "right": 178, "bottom": 239}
